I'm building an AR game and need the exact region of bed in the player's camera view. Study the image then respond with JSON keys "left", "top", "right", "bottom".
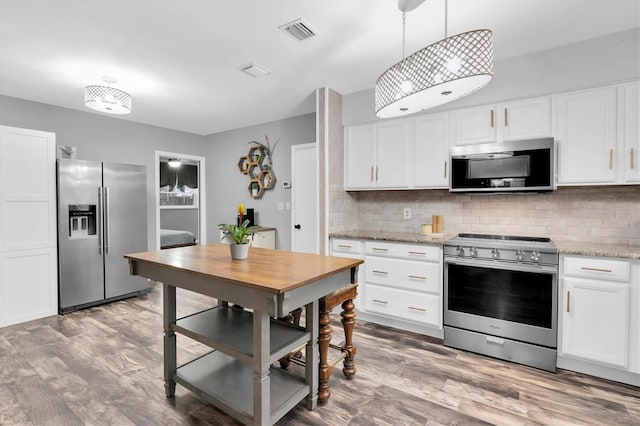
{"left": 160, "top": 229, "right": 196, "bottom": 249}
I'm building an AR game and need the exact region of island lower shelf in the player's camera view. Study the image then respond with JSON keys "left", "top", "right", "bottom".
{"left": 176, "top": 351, "right": 308, "bottom": 424}
{"left": 173, "top": 305, "right": 310, "bottom": 364}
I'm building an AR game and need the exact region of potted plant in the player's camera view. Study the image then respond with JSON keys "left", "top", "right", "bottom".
{"left": 219, "top": 204, "right": 257, "bottom": 260}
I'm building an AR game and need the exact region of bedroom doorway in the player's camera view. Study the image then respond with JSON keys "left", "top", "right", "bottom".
{"left": 154, "top": 151, "right": 206, "bottom": 250}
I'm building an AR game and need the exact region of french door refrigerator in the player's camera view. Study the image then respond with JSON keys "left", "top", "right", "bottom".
{"left": 57, "top": 159, "right": 149, "bottom": 313}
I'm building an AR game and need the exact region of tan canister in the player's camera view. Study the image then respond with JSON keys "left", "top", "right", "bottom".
{"left": 432, "top": 215, "right": 444, "bottom": 233}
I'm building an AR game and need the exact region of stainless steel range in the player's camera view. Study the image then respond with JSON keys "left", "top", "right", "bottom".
{"left": 443, "top": 233, "right": 559, "bottom": 371}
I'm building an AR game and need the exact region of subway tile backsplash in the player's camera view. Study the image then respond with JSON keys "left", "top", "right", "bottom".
{"left": 329, "top": 186, "right": 640, "bottom": 245}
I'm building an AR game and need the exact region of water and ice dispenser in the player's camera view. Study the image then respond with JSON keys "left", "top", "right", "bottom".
{"left": 68, "top": 204, "right": 96, "bottom": 238}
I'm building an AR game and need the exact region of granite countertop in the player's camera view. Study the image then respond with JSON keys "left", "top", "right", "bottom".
{"left": 330, "top": 231, "right": 640, "bottom": 260}
{"left": 553, "top": 240, "right": 640, "bottom": 260}
{"left": 330, "top": 230, "right": 448, "bottom": 246}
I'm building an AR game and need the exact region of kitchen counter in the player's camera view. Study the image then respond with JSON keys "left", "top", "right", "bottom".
{"left": 330, "top": 231, "right": 447, "bottom": 246}
{"left": 554, "top": 240, "right": 640, "bottom": 260}
{"left": 330, "top": 232, "right": 640, "bottom": 260}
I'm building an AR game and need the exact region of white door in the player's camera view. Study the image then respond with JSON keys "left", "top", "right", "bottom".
{"left": 0, "top": 126, "right": 57, "bottom": 326}
{"left": 291, "top": 143, "right": 318, "bottom": 254}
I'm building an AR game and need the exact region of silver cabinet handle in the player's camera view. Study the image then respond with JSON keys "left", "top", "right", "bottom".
{"left": 566, "top": 291, "right": 571, "bottom": 313}
{"left": 104, "top": 186, "right": 110, "bottom": 254}
{"left": 444, "top": 161, "right": 447, "bottom": 178}
{"left": 370, "top": 165, "right": 374, "bottom": 182}
{"left": 372, "top": 270, "right": 388, "bottom": 275}
{"left": 376, "top": 166, "right": 379, "bottom": 182}
{"left": 337, "top": 244, "right": 352, "bottom": 249}
{"left": 504, "top": 108, "right": 508, "bottom": 126}
{"left": 490, "top": 109, "right": 494, "bottom": 128}
{"left": 408, "top": 275, "right": 426, "bottom": 280}
{"left": 372, "top": 299, "right": 388, "bottom": 304}
{"left": 580, "top": 266, "right": 612, "bottom": 273}
{"left": 408, "top": 251, "right": 426, "bottom": 256}
{"left": 372, "top": 247, "right": 388, "bottom": 252}
{"left": 408, "top": 306, "right": 426, "bottom": 312}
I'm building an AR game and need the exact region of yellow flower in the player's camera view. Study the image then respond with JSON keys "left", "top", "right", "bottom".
{"left": 237, "top": 203, "right": 246, "bottom": 216}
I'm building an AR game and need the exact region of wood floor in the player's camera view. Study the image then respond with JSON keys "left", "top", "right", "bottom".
{"left": 0, "top": 283, "right": 638, "bottom": 426}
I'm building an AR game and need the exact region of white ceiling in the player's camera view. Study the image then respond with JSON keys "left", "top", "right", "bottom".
{"left": 1, "top": 0, "right": 638, "bottom": 135}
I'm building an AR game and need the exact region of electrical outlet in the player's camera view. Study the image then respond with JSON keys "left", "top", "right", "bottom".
{"left": 277, "top": 202, "right": 284, "bottom": 210}
{"left": 403, "top": 207, "right": 411, "bottom": 219}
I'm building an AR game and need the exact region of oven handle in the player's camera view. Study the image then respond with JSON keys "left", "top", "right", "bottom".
{"left": 444, "top": 257, "right": 558, "bottom": 274}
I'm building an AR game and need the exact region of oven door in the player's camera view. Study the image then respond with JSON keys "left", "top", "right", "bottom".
{"left": 444, "top": 257, "right": 557, "bottom": 348}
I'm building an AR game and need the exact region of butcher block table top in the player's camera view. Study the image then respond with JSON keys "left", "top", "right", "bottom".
{"left": 126, "top": 243, "right": 362, "bottom": 292}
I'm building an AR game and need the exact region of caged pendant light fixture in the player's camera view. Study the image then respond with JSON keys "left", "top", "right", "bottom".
{"left": 375, "top": 0, "right": 493, "bottom": 118}
{"left": 84, "top": 76, "right": 132, "bottom": 115}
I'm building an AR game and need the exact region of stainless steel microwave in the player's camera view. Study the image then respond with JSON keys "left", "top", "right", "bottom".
{"left": 449, "top": 138, "right": 555, "bottom": 193}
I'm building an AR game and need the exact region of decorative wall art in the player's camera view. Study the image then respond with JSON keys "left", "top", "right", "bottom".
{"left": 238, "top": 135, "right": 279, "bottom": 198}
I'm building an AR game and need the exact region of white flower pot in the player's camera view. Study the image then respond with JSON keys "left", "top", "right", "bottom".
{"left": 229, "top": 242, "right": 250, "bottom": 260}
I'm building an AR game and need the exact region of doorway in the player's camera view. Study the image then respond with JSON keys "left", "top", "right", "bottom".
{"left": 154, "top": 151, "right": 206, "bottom": 250}
{"left": 291, "top": 143, "right": 318, "bottom": 254}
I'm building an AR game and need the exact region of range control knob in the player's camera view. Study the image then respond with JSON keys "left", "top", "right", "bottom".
{"left": 491, "top": 248, "right": 500, "bottom": 259}
{"left": 515, "top": 250, "right": 526, "bottom": 261}
{"left": 469, "top": 247, "right": 478, "bottom": 258}
{"left": 456, "top": 246, "right": 466, "bottom": 256}
{"left": 531, "top": 250, "right": 541, "bottom": 262}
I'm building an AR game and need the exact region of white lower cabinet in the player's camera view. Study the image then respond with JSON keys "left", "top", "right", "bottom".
{"left": 558, "top": 255, "right": 639, "bottom": 386}
{"left": 362, "top": 240, "right": 443, "bottom": 338}
{"left": 330, "top": 238, "right": 364, "bottom": 311}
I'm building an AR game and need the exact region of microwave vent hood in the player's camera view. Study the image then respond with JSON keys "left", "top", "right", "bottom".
{"left": 449, "top": 138, "right": 555, "bottom": 193}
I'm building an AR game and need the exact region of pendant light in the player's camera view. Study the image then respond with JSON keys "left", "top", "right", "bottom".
{"left": 84, "top": 76, "right": 132, "bottom": 115}
{"left": 375, "top": 0, "right": 493, "bottom": 118}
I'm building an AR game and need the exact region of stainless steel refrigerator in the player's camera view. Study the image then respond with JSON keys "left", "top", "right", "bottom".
{"left": 57, "top": 159, "right": 149, "bottom": 313}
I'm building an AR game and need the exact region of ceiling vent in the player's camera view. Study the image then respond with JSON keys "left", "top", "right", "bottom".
{"left": 241, "top": 63, "right": 271, "bottom": 78}
{"left": 279, "top": 18, "right": 317, "bottom": 41}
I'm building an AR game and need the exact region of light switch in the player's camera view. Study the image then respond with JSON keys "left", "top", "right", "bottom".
{"left": 285, "top": 201, "right": 290, "bottom": 210}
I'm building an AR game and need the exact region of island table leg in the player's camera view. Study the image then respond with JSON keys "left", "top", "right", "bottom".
{"left": 253, "top": 310, "right": 270, "bottom": 424}
{"left": 163, "top": 283, "right": 176, "bottom": 397}
{"left": 305, "top": 299, "right": 319, "bottom": 410}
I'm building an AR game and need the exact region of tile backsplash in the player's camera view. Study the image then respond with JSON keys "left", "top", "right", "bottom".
{"left": 330, "top": 185, "right": 640, "bottom": 245}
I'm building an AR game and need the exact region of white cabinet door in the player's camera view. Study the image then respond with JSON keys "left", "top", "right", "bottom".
{"left": 344, "top": 124, "right": 376, "bottom": 189}
{"left": 554, "top": 86, "right": 617, "bottom": 184}
{"left": 0, "top": 126, "right": 57, "bottom": 327}
{"left": 375, "top": 120, "right": 410, "bottom": 188}
{"left": 562, "top": 277, "right": 629, "bottom": 368}
{"left": 624, "top": 81, "right": 640, "bottom": 183}
{"left": 452, "top": 104, "right": 496, "bottom": 145}
{"left": 414, "top": 113, "right": 450, "bottom": 188}
{"left": 498, "top": 97, "right": 551, "bottom": 141}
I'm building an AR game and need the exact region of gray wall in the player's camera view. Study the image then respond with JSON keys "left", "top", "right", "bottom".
{"left": 0, "top": 95, "right": 208, "bottom": 249}
{"left": 344, "top": 28, "right": 640, "bottom": 126}
{"left": 205, "top": 113, "right": 316, "bottom": 250}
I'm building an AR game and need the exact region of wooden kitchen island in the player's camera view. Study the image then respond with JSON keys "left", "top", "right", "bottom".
{"left": 125, "top": 244, "right": 362, "bottom": 426}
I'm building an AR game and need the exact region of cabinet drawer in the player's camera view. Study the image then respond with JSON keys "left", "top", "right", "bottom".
{"left": 364, "top": 241, "right": 440, "bottom": 261}
{"left": 365, "top": 256, "right": 440, "bottom": 294}
{"left": 365, "top": 284, "right": 441, "bottom": 327}
{"left": 563, "top": 256, "right": 630, "bottom": 282}
{"left": 331, "top": 239, "right": 362, "bottom": 255}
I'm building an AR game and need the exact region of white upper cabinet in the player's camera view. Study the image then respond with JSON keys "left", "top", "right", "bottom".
{"left": 452, "top": 97, "right": 551, "bottom": 146}
{"left": 344, "top": 120, "right": 410, "bottom": 190}
{"left": 554, "top": 85, "right": 617, "bottom": 184}
{"left": 452, "top": 104, "right": 496, "bottom": 145}
{"left": 413, "top": 113, "right": 450, "bottom": 188}
{"left": 623, "top": 81, "right": 640, "bottom": 183}
{"left": 344, "top": 124, "right": 376, "bottom": 189}
{"left": 375, "top": 120, "right": 411, "bottom": 188}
